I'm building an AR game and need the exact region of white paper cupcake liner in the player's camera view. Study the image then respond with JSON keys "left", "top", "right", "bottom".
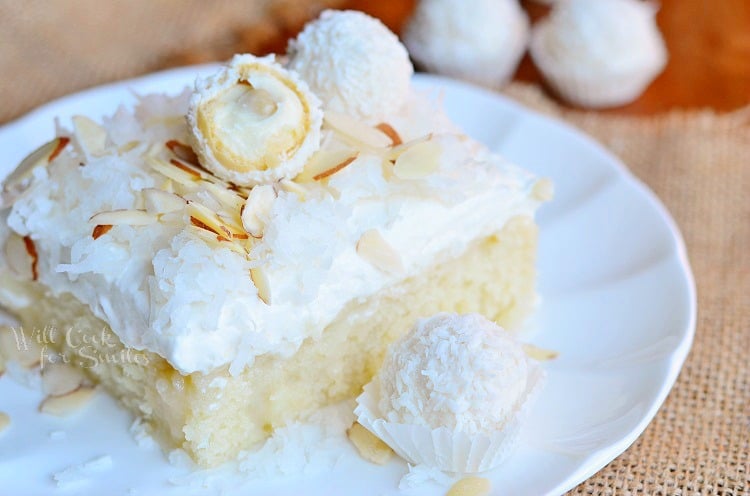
{"left": 354, "top": 362, "right": 545, "bottom": 474}
{"left": 529, "top": 19, "right": 667, "bottom": 109}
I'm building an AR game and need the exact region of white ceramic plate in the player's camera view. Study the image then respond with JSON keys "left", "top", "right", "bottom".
{"left": 0, "top": 69, "right": 696, "bottom": 496}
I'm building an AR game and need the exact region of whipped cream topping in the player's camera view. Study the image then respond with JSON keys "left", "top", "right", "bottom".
{"left": 375, "top": 313, "right": 530, "bottom": 434}
{"left": 1, "top": 84, "right": 544, "bottom": 375}
{"left": 287, "top": 10, "right": 413, "bottom": 122}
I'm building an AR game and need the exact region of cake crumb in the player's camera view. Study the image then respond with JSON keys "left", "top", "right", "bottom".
{"left": 447, "top": 477, "right": 492, "bottom": 496}
{"left": 49, "top": 430, "right": 67, "bottom": 441}
{"left": 346, "top": 422, "right": 394, "bottom": 465}
{"left": 53, "top": 455, "right": 113, "bottom": 489}
{"left": 0, "top": 412, "right": 10, "bottom": 433}
{"left": 129, "top": 418, "right": 158, "bottom": 450}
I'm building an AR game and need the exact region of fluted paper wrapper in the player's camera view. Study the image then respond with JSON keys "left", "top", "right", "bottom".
{"left": 355, "top": 363, "right": 545, "bottom": 474}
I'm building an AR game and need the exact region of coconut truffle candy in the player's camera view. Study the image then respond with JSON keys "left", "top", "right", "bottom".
{"left": 403, "top": 0, "right": 530, "bottom": 87}
{"left": 355, "top": 313, "right": 544, "bottom": 473}
{"left": 530, "top": 0, "right": 667, "bottom": 108}
{"left": 0, "top": 11, "right": 550, "bottom": 467}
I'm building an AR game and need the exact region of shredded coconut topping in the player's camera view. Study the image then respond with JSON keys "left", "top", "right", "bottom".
{"left": 377, "top": 313, "right": 530, "bottom": 434}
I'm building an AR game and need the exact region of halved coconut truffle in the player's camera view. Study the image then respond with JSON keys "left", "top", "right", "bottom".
{"left": 187, "top": 54, "right": 323, "bottom": 186}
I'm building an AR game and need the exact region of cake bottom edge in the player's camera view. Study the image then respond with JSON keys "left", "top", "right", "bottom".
{"left": 0, "top": 215, "right": 539, "bottom": 467}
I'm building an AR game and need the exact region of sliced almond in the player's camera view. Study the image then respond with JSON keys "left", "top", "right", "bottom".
{"left": 250, "top": 267, "right": 271, "bottom": 305}
{"left": 296, "top": 149, "right": 357, "bottom": 183}
{"left": 0, "top": 412, "right": 9, "bottom": 433}
{"left": 4, "top": 233, "right": 34, "bottom": 280}
{"left": 187, "top": 201, "right": 244, "bottom": 239}
{"left": 91, "top": 224, "right": 113, "bottom": 240}
{"left": 189, "top": 225, "right": 247, "bottom": 256}
{"left": 2, "top": 137, "right": 70, "bottom": 207}
{"left": 523, "top": 343, "right": 559, "bottom": 361}
{"left": 346, "top": 422, "right": 394, "bottom": 465}
{"left": 313, "top": 154, "right": 358, "bottom": 181}
{"left": 375, "top": 122, "right": 402, "bottom": 146}
{"left": 22, "top": 236, "right": 39, "bottom": 281}
{"left": 73, "top": 115, "right": 107, "bottom": 156}
{"left": 165, "top": 139, "right": 199, "bottom": 165}
{"left": 201, "top": 181, "right": 246, "bottom": 214}
{"left": 241, "top": 184, "right": 276, "bottom": 238}
{"left": 142, "top": 188, "right": 186, "bottom": 214}
{"left": 89, "top": 209, "right": 157, "bottom": 226}
{"left": 392, "top": 140, "right": 442, "bottom": 180}
{"left": 41, "top": 363, "right": 85, "bottom": 397}
{"left": 0, "top": 325, "right": 41, "bottom": 368}
{"left": 324, "top": 112, "right": 391, "bottom": 149}
{"left": 385, "top": 134, "right": 433, "bottom": 162}
{"left": 39, "top": 386, "right": 96, "bottom": 416}
{"left": 277, "top": 179, "right": 307, "bottom": 201}
{"left": 447, "top": 477, "right": 492, "bottom": 496}
{"left": 118, "top": 140, "right": 141, "bottom": 155}
{"left": 146, "top": 156, "right": 201, "bottom": 189}
{"left": 531, "top": 178, "right": 554, "bottom": 202}
{"left": 356, "top": 230, "right": 404, "bottom": 275}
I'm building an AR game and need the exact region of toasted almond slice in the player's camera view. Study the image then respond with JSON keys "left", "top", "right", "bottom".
{"left": 250, "top": 267, "right": 271, "bottom": 304}
{"left": 187, "top": 201, "right": 244, "bottom": 238}
{"left": 22, "top": 236, "right": 39, "bottom": 281}
{"left": 92, "top": 224, "right": 113, "bottom": 240}
{"left": 165, "top": 139, "right": 199, "bottom": 165}
{"left": 201, "top": 181, "right": 246, "bottom": 213}
{"left": 393, "top": 140, "right": 442, "bottom": 180}
{"left": 39, "top": 387, "right": 96, "bottom": 416}
{"left": 4, "top": 233, "right": 34, "bottom": 280}
{"left": 118, "top": 140, "right": 141, "bottom": 155}
{"left": 346, "top": 422, "right": 394, "bottom": 465}
{"left": 324, "top": 112, "right": 391, "bottom": 149}
{"left": 89, "top": 209, "right": 157, "bottom": 226}
{"left": 73, "top": 115, "right": 107, "bottom": 156}
{"left": 142, "top": 188, "right": 186, "bottom": 214}
{"left": 241, "top": 184, "right": 276, "bottom": 238}
{"left": 313, "top": 155, "right": 358, "bottom": 181}
{"left": 277, "top": 179, "right": 307, "bottom": 201}
{"left": 0, "top": 325, "right": 41, "bottom": 368}
{"left": 296, "top": 149, "right": 357, "bottom": 183}
{"left": 523, "top": 343, "right": 559, "bottom": 361}
{"left": 41, "top": 363, "right": 85, "bottom": 397}
{"left": 356, "top": 229, "right": 404, "bottom": 274}
{"left": 170, "top": 158, "right": 205, "bottom": 179}
{"left": 385, "top": 133, "right": 433, "bottom": 162}
{"left": 375, "top": 123, "right": 402, "bottom": 146}
{"left": 146, "top": 156, "right": 200, "bottom": 189}
{"left": 188, "top": 225, "right": 247, "bottom": 256}
{"left": 447, "top": 477, "right": 492, "bottom": 496}
{"left": 0, "top": 412, "right": 9, "bottom": 433}
{"left": 532, "top": 178, "right": 554, "bottom": 202}
{"left": 2, "top": 137, "right": 70, "bottom": 207}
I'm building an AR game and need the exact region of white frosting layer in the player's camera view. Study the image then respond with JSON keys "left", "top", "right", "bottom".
{"left": 376, "top": 313, "right": 529, "bottom": 434}
{"left": 2, "top": 88, "right": 543, "bottom": 375}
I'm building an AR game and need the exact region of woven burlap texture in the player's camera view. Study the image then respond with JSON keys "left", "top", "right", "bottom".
{"left": 1, "top": 1, "right": 748, "bottom": 494}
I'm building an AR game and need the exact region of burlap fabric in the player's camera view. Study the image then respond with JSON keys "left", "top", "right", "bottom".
{"left": 0, "top": 1, "right": 747, "bottom": 494}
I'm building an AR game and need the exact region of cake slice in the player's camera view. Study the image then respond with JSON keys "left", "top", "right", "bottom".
{"left": 0, "top": 11, "right": 550, "bottom": 467}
